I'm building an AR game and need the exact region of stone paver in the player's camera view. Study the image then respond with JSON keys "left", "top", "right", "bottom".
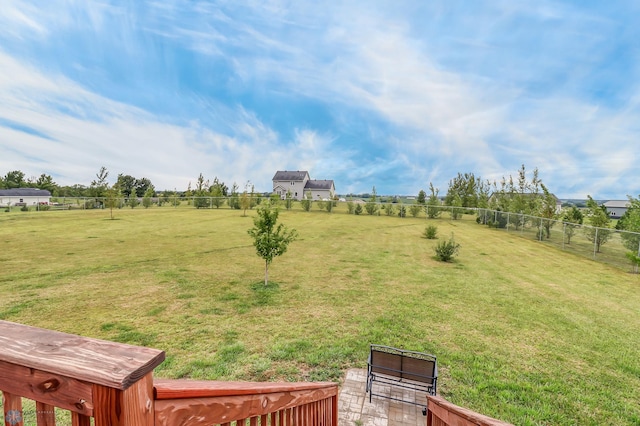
{"left": 338, "top": 369, "right": 427, "bottom": 426}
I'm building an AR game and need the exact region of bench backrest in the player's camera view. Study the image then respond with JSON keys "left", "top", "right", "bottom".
{"left": 370, "top": 346, "right": 436, "bottom": 385}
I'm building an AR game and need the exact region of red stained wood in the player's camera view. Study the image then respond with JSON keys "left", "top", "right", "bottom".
{"left": 0, "top": 359, "right": 93, "bottom": 416}
{"left": 93, "top": 373, "right": 155, "bottom": 426}
{"left": 153, "top": 380, "right": 336, "bottom": 400}
{"left": 71, "top": 412, "right": 91, "bottom": 426}
{"left": 426, "top": 395, "right": 513, "bottom": 426}
{"left": 2, "top": 391, "right": 24, "bottom": 426}
{"left": 35, "top": 402, "right": 56, "bottom": 426}
{"left": 154, "top": 385, "right": 337, "bottom": 425}
{"left": 0, "top": 320, "right": 164, "bottom": 391}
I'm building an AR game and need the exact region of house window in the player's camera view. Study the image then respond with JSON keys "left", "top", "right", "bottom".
{"left": 290, "top": 182, "right": 294, "bottom": 186}
{"left": 19, "top": 198, "right": 24, "bottom": 203}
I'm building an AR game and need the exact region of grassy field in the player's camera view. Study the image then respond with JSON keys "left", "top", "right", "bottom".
{"left": 1, "top": 205, "right": 639, "bottom": 425}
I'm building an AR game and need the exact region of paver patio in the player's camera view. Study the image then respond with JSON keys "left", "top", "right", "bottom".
{"left": 338, "top": 369, "right": 428, "bottom": 426}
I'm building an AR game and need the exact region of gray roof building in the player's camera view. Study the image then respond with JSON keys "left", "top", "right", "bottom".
{"left": 0, "top": 188, "right": 51, "bottom": 197}
{"left": 272, "top": 171, "right": 335, "bottom": 201}
{"left": 603, "top": 200, "right": 631, "bottom": 218}
{"left": 272, "top": 171, "right": 309, "bottom": 182}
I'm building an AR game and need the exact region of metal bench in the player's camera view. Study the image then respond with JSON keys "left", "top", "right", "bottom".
{"left": 366, "top": 345, "right": 437, "bottom": 409}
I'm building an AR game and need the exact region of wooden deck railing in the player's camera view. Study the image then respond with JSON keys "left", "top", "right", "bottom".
{"left": 154, "top": 379, "right": 337, "bottom": 425}
{"left": 426, "top": 395, "right": 513, "bottom": 426}
{"left": 0, "top": 320, "right": 338, "bottom": 426}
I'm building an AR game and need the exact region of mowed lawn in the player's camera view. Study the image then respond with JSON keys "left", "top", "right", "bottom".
{"left": 1, "top": 206, "right": 639, "bottom": 425}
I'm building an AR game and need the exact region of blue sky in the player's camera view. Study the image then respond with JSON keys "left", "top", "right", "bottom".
{"left": 1, "top": 1, "right": 639, "bottom": 198}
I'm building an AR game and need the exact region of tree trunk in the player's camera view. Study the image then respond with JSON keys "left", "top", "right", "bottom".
{"left": 264, "top": 260, "right": 269, "bottom": 286}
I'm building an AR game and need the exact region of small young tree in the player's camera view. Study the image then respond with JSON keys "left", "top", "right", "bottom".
{"left": 562, "top": 205, "right": 584, "bottom": 244}
{"left": 416, "top": 189, "right": 427, "bottom": 205}
{"left": 409, "top": 203, "right": 422, "bottom": 218}
{"left": 365, "top": 186, "right": 378, "bottom": 215}
{"left": 194, "top": 173, "right": 210, "bottom": 209}
{"left": 423, "top": 225, "right": 438, "bottom": 239}
{"left": 247, "top": 204, "right": 298, "bottom": 286}
{"left": 240, "top": 191, "right": 251, "bottom": 216}
{"left": 171, "top": 190, "right": 181, "bottom": 207}
{"left": 128, "top": 193, "right": 139, "bottom": 209}
{"left": 434, "top": 234, "right": 461, "bottom": 262}
{"left": 449, "top": 192, "right": 462, "bottom": 220}
{"left": 616, "top": 195, "right": 640, "bottom": 271}
{"left": 346, "top": 199, "right": 355, "bottom": 214}
{"left": 325, "top": 198, "right": 334, "bottom": 213}
{"left": 210, "top": 177, "right": 226, "bottom": 209}
{"left": 142, "top": 186, "right": 154, "bottom": 208}
{"left": 301, "top": 191, "right": 313, "bottom": 212}
{"left": 426, "top": 182, "right": 441, "bottom": 219}
{"left": 184, "top": 182, "right": 193, "bottom": 205}
{"left": 285, "top": 190, "right": 293, "bottom": 210}
{"left": 228, "top": 182, "right": 240, "bottom": 209}
{"left": 538, "top": 183, "right": 558, "bottom": 238}
{"left": 584, "top": 195, "right": 612, "bottom": 252}
{"left": 270, "top": 193, "right": 281, "bottom": 206}
{"left": 104, "top": 185, "right": 119, "bottom": 219}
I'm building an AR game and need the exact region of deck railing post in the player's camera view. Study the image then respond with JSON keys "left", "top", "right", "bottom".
{"left": 0, "top": 320, "right": 165, "bottom": 426}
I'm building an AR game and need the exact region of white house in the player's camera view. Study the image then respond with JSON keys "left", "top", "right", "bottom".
{"left": 0, "top": 188, "right": 51, "bottom": 207}
{"left": 272, "top": 171, "right": 335, "bottom": 201}
{"left": 603, "top": 200, "right": 630, "bottom": 218}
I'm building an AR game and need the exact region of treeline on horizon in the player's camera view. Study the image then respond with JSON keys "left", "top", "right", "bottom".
{"left": 3, "top": 165, "right": 640, "bottom": 261}
{"left": 0, "top": 165, "right": 633, "bottom": 211}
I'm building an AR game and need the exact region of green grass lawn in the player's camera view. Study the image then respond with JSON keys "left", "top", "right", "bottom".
{"left": 1, "top": 206, "right": 639, "bottom": 425}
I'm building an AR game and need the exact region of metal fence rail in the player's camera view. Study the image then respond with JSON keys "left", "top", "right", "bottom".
{"left": 19, "top": 197, "right": 640, "bottom": 273}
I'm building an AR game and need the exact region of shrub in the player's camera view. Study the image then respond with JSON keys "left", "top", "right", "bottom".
{"left": 434, "top": 234, "right": 460, "bottom": 262}
{"left": 354, "top": 204, "right": 363, "bottom": 215}
{"left": 423, "top": 225, "right": 438, "bottom": 239}
{"left": 384, "top": 203, "right": 394, "bottom": 216}
{"left": 365, "top": 201, "right": 378, "bottom": 215}
{"left": 325, "top": 200, "right": 334, "bottom": 213}
{"left": 346, "top": 201, "right": 355, "bottom": 214}
{"left": 20, "top": 205, "right": 29, "bottom": 212}
{"left": 397, "top": 205, "right": 406, "bottom": 217}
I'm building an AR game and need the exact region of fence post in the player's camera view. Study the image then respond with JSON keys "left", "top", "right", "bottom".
{"left": 506, "top": 212, "right": 510, "bottom": 231}
{"left": 562, "top": 223, "right": 566, "bottom": 250}
{"left": 593, "top": 228, "right": 598, "bottom": 259}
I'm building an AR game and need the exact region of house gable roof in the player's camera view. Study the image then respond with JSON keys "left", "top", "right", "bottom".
{"left": 603, "top": 200, "right": 630, "bottom": 208}
{"left": 304, "top": 180, "right": 334, "bottom": 190}
{"left": 272, "top": 171, "right": 309, "bottom": 181}
{"left": 0, "top": 188, "right": 51, "bottom": 197}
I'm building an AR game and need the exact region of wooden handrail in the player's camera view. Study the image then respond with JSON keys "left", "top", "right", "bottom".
{"left": 0, "top": 320, "right": 165, "bottom": 390}
{"left": 426, "top": 395, "right": 513, "bottom": 426}
{"left": 154, "top": 379, "right": 338, "bottom": 425}
{"left": 0, "top": 320, "right": 338, "bottom": 426}
{"left": 0, "top": 320, "right": 165, "bottom": 425}
{"left": 154, "top": 379, "right": 337, "bottom": 399}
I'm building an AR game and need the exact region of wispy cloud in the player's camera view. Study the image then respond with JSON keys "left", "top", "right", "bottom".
{"left": 1, "top": 1, "right": 639, "bottom": 198}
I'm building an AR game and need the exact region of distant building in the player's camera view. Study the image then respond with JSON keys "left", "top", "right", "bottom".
{"left": 603, "top": 200, "right": 630, "bottom": 218}
{"left": 0, "top": 188, "right": 51, "bottom": 207}
{"left": 272, "top": 171, "right": 336, "bottom": 201}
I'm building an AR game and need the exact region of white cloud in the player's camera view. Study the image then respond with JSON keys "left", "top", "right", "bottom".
{"left": 0, "top": 49, "right": 292, "bottom": 190}
{"left": 1, "top": 1, "right": 639, "bottom": 198}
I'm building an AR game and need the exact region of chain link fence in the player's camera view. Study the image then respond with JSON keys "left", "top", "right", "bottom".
{"left": 18, "top": 196, "right": 640, "bottom": 273}
{"left": 475, "top": 208, "right": 640, "bottom": 273}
